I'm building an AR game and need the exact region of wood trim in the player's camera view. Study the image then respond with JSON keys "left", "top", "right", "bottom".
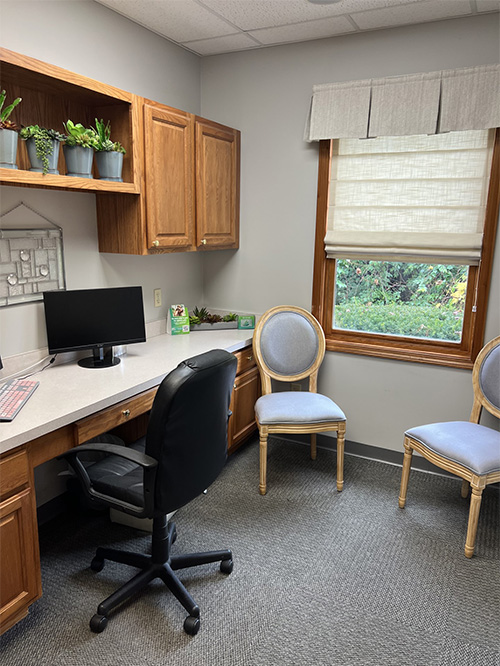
{"left": 311, "top": 129, "right": 500, "bottom": 368}
{"left": 311, "top": 140, "right": 332, "bottom": 323}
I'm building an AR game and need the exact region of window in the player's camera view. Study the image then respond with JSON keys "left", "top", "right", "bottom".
{"left": 312, "top": 128, "right": 500, "bottom": 368}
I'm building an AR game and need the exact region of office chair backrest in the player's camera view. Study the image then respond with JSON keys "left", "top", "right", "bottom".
{"left": 145, "top": 349, "right": 237, "bottom": 514}
{"left": 471, "top": 335, "right": 500, "bottom": 421}
{"left": 253, "top": 305, "right": 326, "bottom": 394}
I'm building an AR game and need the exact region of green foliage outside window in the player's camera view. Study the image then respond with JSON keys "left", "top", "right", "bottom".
{"left": 334, "top": 260, "right": 468, "bottom": 342}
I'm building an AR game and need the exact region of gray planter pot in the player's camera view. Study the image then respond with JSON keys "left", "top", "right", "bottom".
{"left": 25, "top": 137, "right": 61, "bottom": 174}
{"left": 0, "top": 129, "right": 19, "bottom": 169}
{"left": 190, "top": 321, "right": 238, "bottom": 331}
{"left": 63, "top": 145, "right": 94, "bottom": 178}
{"left": 95, "top": 150, "right": 123, "bottom": 182}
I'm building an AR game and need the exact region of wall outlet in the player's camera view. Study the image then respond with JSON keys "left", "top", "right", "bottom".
{"left": 154, "top": 288, "right": 162, "bottom": 308}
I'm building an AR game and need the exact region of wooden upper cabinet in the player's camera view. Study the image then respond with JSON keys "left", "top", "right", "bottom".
{"left": 195, "top": 118, "right": 240, "bottom": 250}
{"left": 144, "top": 104, "right": 195, "bottom": 251}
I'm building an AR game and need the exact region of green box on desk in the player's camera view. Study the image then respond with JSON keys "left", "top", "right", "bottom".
{"left": 167, "top": 305, "right": 190, "bottom": 335}
{"left": 238, "top": 315, "right": 255, "bottom": 330}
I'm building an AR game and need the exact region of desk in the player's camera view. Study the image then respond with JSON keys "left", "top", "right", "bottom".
{"left": 0, "top": 330, "right": 256, "bottom": 634}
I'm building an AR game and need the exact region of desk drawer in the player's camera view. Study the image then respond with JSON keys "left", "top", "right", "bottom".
{"left": 0, "top": 450, "right": 29, "bottom": 501}
{"left": 233, "top": 346, "right": 256, "bottom": 376}
{"left": 74, "top": 388, "right": 157, "bottom": 444}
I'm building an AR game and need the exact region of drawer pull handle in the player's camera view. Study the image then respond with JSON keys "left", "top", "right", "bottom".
{"left": 233, "top": 383, "right": 237, "bottom": 389}
{"left": 122, "top": 409, "right": 131, "bottom": 418}
{"left": 152, "top": 240, "right": 160, "bottom": 247}
{"left": 247, "top": 355, "right": 253, "bottom": 361}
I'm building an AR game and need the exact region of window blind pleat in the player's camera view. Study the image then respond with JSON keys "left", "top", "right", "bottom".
{"left": 304, "top": 64, "right": 500, "bottom": 141}
{"left": 325, "top": 129, "right": 493, "bottom": 265}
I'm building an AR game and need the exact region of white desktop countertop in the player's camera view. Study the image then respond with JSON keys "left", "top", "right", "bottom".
{"left": 0, "top": 330, "right": 254, "bottom": 456}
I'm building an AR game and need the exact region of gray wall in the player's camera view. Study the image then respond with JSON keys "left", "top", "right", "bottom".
{"left": 200, "top": 14, "right": 500, "bottom": 451}
{"left": 0, "top": 0, "right": 204, "bottom": 358}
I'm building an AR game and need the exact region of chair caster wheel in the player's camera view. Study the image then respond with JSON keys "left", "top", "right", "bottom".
{"left": 90, "top": 557, "right": 104, "bottom": 572}
{"left": 184, "top": 615, "right": 200, "bottom": 636}
{"left": 90, "top": 614, "right": 108, "bottom": 633}
{"left": 220, "top": 558, "right": 233, "bottom": 574}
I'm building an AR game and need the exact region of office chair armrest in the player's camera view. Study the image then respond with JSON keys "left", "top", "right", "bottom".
{"left": 61, "top": 442, "right": 158, "bottom": 468}
{"left": 59, "top": 443, "right": 157, "bottom": 518}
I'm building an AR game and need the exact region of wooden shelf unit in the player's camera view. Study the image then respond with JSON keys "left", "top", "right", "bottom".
{"left": 0, "top": 48, "right": 140, "bottom": 192}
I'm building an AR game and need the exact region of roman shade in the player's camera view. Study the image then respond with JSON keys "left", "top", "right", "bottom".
{"left": 304, "top": 64, "right": 500, "bottom": 141}
{"left": 325, "top": 129, "right": 495, "bottom": 264}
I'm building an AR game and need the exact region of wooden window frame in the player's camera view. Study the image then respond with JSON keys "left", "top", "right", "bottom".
{"left": 311, "top": 129, "right": 500, "bottom": 369}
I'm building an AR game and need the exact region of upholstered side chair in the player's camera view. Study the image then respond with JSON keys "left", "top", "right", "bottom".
{"left": 399, "top": 335, "right": 500, "bottom": 558}
{"left": 253, "top": 305, "right": 346, "bottom": 495}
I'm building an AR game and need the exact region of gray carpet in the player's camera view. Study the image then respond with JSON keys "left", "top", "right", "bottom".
{"left": 2, "top": 437, "right": 499, "bottom": 666}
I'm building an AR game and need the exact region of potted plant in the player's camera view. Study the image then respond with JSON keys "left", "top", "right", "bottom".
{"left": 19, "top": 125, "right": 66, "bottom": 175}
{"left": 62, "top": 119, "right": 98, "bottom": 178}
{"left": 0, "top": 90, "right": 22, "bottom": 169}
{"left": 189, "top": 307, "right": 239, "bottom": 331}
{"left": 93, "top": 118, "right": 126, "bottom": 182}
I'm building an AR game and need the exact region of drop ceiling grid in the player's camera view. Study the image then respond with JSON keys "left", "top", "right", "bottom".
{"left": 94, "top": 0, "right": 500, "bottom": 56}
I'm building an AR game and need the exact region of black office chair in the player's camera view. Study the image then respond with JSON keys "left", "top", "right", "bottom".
{"left": 61, "top": 349, "right": 237, "bottom": 635}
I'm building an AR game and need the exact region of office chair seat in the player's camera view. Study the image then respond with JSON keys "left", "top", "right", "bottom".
{"left": 85, "top": 437, "right": 146, "bottom": 508}
{"left": 255, "top": 391, "right": 345, "bottom": 425}
{"left": 406, "top": 422, "right": 500, "bottom": 476}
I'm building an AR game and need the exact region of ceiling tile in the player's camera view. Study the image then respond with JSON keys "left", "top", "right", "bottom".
{"left": 352, "top": 0, "right": 472, "bottom": 30}
{"left": 183, "top": 32, "right": 261, "bottom": 56}
{"left": 96, "top": 0, "right": 237, "bottom": 42}
{"left": 248, "top": 16, "right": 356, "bottom": 45}
{"left": 198, "top": 0, "right": 424, "bottom": 31}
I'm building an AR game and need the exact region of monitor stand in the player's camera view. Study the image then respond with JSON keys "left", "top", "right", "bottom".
{"left": 78, "top": 346, "right": 120, "bottom": 368}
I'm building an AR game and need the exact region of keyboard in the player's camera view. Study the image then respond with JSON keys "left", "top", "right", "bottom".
{"left": 0, "top": 378, "right": 40, "bottom": 421}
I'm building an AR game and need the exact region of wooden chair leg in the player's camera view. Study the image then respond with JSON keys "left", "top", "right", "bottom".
{"left": 310, "top": 434, "right": 317, "bottom": 461}
{"left": 259, "top": 427, "right": 268, "bottom": 495}
{"left": 336, "top": 425, "right": 345, "bottom": 492}
{"left": 464, "top": 480, "right": 485, "bottom": 558}
{"left": 460, "top": 479, "right": 470, "bottom": 498}
{"left": 399, "top": 439, "right": 413, "bottom": 508}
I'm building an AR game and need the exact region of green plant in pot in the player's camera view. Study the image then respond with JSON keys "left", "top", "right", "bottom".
{"left": 0, "top": 90, "right": 22, "bottom": 169}
{"left": 63, "top": 120, "right": 99, "bottom": 178}
{"left": 93, "top": 118, "right": 126, "bottom": 182}
{"left": 20, "top": 125, "right": 66, "bottom": 175}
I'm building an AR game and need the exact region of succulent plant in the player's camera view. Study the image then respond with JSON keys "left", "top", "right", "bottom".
{"left": 189, "top": 307, "right": 238, "bottom": 326}
{"left": 20, "top": 125, "right": 66, "bottom": 174}
{"left": 0, "top": 90, "right": 22, "bottom": 130}
{"left": 63, "top": 120, "right": 99, "bottom": 149}
{"left": 93, "top": 118, "right": 126, "bottom": 154}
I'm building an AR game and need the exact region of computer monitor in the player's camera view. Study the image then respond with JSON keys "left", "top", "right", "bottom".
{"left": 43, "top": 286, "right": 146, "bottom": 368}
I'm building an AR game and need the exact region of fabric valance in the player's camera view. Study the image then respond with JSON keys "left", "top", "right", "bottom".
{"left": 305, "top": 64, "right": 500, "bottom": 141}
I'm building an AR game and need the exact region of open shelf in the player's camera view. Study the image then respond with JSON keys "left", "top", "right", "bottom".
{"left": 0, "top": 48, "right": 140, "bottom": 192}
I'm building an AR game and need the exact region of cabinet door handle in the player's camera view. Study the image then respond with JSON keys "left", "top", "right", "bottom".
{"left": 122, "top": 409, "right": 131, "bottom": 418}
{"left": 233, "top": 383, "right": 237, "bottom": 389}
{"left": 152, "top": 240, "right": 160, "bottom": 247}
{"left": 247, "top": 355, "right": 253, "bottom": 361}
{"left": 200, "top": 239, "right": 207, "bottom": 245}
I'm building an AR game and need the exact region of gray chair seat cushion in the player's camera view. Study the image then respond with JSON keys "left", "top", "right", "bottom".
{"left": 255, "top": 391, "right": 345, "bottom": 425}
{"left": 406, "top": 422, "right": 500, "bottom": 476}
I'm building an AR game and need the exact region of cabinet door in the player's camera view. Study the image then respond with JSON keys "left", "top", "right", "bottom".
{"left": 0, "top": 490, "right": 40, "bottom": 634}
{"left": 144, "top": 104, "right": 195, "bottom": 250}
{"left": 228, "top": 366, "right": 260, "bottom": 454}
{"left": 195, "top": 118, "right": 240, "bottom": 250}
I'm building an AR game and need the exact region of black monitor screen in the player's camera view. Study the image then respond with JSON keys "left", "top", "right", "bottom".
{"left": 43, "top": 286, "right": 146, "bottom": 368}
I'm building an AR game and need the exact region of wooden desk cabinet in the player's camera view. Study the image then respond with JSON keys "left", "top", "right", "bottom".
{"left": 0, "top": 345, "right": 258, "bottom": 634}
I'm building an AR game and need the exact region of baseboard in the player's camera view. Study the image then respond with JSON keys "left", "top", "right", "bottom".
{"left": 276, "top": 433, "right": 455, "bottom": 477}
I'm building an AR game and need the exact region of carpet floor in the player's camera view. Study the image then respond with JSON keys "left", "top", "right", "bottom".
{"left": 1, "top": 437, "right": 499, "bottom": 666}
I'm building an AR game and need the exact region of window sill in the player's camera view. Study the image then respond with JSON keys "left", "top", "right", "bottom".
{"left": 325, "top": 336, "right": 474, "bottom": 369}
